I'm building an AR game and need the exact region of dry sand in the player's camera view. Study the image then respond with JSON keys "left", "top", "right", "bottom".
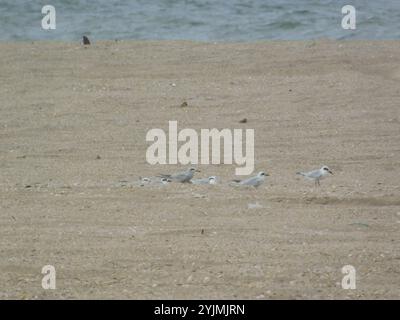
{"left": 0, "top": 40, "right": 399, "bottom": 299}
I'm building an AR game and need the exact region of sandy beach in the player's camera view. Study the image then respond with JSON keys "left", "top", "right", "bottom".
{"left": 0, "top": 40, "right": 399, "bottom": 299}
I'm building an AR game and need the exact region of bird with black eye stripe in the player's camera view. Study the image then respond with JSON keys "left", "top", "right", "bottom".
{"left": 296, "top": 166, "right": 333, "bottom": 187}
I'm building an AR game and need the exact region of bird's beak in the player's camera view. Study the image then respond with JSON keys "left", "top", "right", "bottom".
{"left": 265, "top": 173, "right": 270, "bottom": 176}
{"left": 328, "top": 170, "right": 333, "bottom": 175}
{"left": 195, "top": 169, "right": 201, "bottom": 172}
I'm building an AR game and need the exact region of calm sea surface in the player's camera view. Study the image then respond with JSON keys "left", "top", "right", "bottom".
{"left": 1, "top": 0, "right": 399, "bottom": 41}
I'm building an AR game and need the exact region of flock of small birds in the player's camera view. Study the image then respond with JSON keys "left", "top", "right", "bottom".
{"left": 79, "top": 36, "right": 334, "bottom": 190}
{"left": 126, "top": 166, "right": 334, "bottom": 188}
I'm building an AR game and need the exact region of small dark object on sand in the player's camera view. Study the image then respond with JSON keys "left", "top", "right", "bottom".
{"left": 82, "top": 36, "right": 91, "bottom": 45}
{"left": 96, "top": 155, "right": 101, "bottom": 160}
{"left": 180, "top": 101, "right": 188, "bottom": 108}
{"left": 239, "top": 118, "right": 247, "bottom": 123}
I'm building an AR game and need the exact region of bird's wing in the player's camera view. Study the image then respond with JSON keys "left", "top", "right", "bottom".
{"left": 306, "top": 170, "right": 321, "bottom": 179}
{"left": 172, "top": 172, "right": 188, "bottom": 180}
{"left": 240, "top": 176, "right": 258, "bottom": 185}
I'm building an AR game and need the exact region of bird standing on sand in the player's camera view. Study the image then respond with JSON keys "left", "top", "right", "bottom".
{"left": 158, "top": 167, "right": 200, "bottom": 183}
{"left": 296, "top": 165, "right": 333, "bottom": 187}
{"left": 232, "top": 171, "right": 269, "bottom": 188}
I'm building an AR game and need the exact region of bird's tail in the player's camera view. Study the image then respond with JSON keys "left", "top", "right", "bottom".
{"left": 296, "top": 172, "right": 306, "bottom": 176}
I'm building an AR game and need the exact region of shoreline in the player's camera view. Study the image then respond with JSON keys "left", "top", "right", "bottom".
{"left": 1, "top": 38, "right": 400, "bottom": 44}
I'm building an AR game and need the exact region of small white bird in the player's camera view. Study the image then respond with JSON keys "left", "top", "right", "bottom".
{"left": 232, "top": 171, "right": 269, "bottom": 188}
{"left": 158, "top": 178, "right": 171, "bottom": 186}
{"left": 191, "top": 176, "right": 218, "bottom": 185}
{"left": 296, "top": 165, "right": 333, "bottom": 187}
{"left": 138, "top": 177, "right": 170, "bottom": 187}
{"left": 139, "top": 177, "right": 151, "bottom": 186}
{"left": 158, "top": 167, "right": 200, "bottom": 183}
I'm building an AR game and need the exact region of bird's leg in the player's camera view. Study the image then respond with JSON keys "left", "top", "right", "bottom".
{"left": 317, "top": 179, "right": 320, "bottom": 187}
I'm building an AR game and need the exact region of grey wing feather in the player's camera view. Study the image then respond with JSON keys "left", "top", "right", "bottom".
{"left": 240, "top": 176, "right": 258, "bottom": 186}
{"left": 306, "top": 170, "right": 321, "bottom": 179}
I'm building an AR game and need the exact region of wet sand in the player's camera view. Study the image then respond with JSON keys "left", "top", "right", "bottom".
{"left": 0, "top": 40, "right": 399, "bottom": 299}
